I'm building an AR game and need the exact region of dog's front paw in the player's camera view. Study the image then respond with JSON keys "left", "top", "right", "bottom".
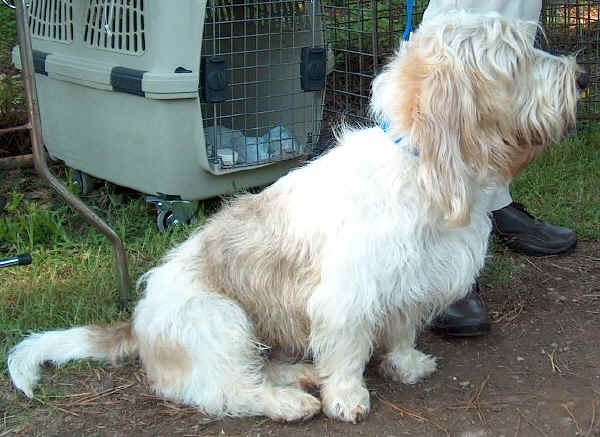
{"left": 379, "top": 348, "right": 437, "bottom": 384}
{"left": 321, "top": 383, "right": 370, "bottom": 423}
{"left": 263, "top": 387, "right": 321, "bottom": 422}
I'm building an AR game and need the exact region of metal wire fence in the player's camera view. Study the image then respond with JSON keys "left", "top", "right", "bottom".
{"left": 2, "top": 1, "right": 599, "bottom": 161}
{"left": 322, "top": 0, "right": 426, "bottom": 126}
{"left": 540, "top": 1, "right": 600, "bottom": 120}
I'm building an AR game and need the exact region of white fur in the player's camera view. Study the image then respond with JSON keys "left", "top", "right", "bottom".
{"left": 8, "top": 327, "right": 109, "bottom": 397}
{"left": 8, "top": 11, "right": 581, "bottom": 423}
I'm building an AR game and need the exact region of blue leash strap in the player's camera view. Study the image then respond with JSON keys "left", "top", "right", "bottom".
{"left": 378, "top": 0, "right": 416, "bottom": 151}
{"left": 402, "top": 0, "right": 414, "bottom": 41}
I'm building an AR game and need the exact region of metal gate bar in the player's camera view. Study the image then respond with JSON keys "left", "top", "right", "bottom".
{"left": 8, "top": 0, "right": 130, "bottom": 308}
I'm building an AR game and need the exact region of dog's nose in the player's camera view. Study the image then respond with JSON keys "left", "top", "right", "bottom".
{"left": 577, "top": 72, "right": 590, "bottom": 90}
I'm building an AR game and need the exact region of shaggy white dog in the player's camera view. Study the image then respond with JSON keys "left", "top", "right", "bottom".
{"left": 8, "top": 11, "right": 583, "bottom": 423}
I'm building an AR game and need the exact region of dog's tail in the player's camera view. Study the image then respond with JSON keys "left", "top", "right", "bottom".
{"left": 8, "top": 322, "right": 137, "bottom": 398}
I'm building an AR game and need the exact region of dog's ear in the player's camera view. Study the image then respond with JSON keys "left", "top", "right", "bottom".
{"left": 372, "top": 46, "right": 483, "bottom": 227}
{"left": 411, "top": 62, "right": 484, "bottom": 227}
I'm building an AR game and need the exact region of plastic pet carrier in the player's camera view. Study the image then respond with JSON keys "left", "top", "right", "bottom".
{"left": 13, "top": 0, "right": 328, "bottom": 227}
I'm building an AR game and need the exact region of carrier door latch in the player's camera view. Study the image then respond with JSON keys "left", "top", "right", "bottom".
{"left": 201, "top": 56, "right": 229, "bottom": 103}
{"left": 301, "top": 47, "right": 326, "bottom": 92}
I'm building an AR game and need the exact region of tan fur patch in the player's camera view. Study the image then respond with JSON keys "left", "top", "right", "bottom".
{"left": 264, "top": 360, "right": 319, "bottom": 389}
{"left": 89, "top": 322, "right": 137, "bottom": 364}
{"left": 411, "top": 63, "right": 478, "bottom": 227}
{"left": 139, "top": 338, "right": 192, "bottom": 393}
{"left": 506, "top": 145, "right": 542, "bottom": 178}
{"left": 387, "top": 52, "right": 429, "bottom": 133}
{"left": 199, "top": 191, "right": 323, "bottom": 356}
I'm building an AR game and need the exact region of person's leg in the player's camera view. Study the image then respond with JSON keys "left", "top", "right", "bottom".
{"left": 423, "top": 0, "right": 576, "bottom": 336}
{"left": 423, "top": 0, "right": 542, "bottom": 23}
{"left": 491, "top": 202, "right": 577, "bottom": 256}
{"left": 430, "top": 282, "right": 491, "bottom": 337}
{"left": 429, "top": 182, "right": 510, "bottom": 336}
{"left": 485, "top": 1, "right": 576, "bottom": 257}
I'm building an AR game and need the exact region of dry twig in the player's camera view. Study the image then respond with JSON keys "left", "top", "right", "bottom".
{"left": 52, "top": 405, "right": 80, "bottom": 417}
{"left": 514, "top": 414, "right": 522, "bottom": 437}
{"left": 545, "top": 348, "right": 562, "bottom": 374}
{"left": 524, "top": 257, "right": 543, "bottom": 272}
{"left": 562, "top": 403, "right": 582, "bottom": 434}
{"left": 492, "top": 300, "right": 525, "bottom": 325}
{"left": 517, "top": 408, "right": 548, "bottom": 437}
{"left": 47, "top": 392, "right": 94, "bottom": 399}
{"left": 376, "top": 393, "right": 449, "bottom": 436}
{"left": 546, "top": 262, "right": 575, "bottom": 273}
{"left": 0, "top": 427, "right": 27, "bottom": 437}
{"left": 586, "top": 401, "right": 597, "bottom": 437}
{"left": 459, "top": 375, "right": 490, "bottom": 426}
{"left": 63, "top": 383, "right": 135, "bottom": 406}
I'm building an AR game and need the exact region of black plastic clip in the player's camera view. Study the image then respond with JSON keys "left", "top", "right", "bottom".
{"left": 301, "top": 47, "right": 326, "bottom": 92}
{"left": 201, "top": 56, "right": 229, "bottom": 103}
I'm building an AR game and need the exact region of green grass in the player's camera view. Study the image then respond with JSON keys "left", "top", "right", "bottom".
{"left": 0, "top": 6, "right": 25, "bottom": 135}
{"left": 482, "top": 240, "right": 524, "bottom": 288}
{"left": 510, "top": 128, "right": 600, "bottom": 239}
{"left": 0, "top": 7, "right": 16, "bottom": 47}
{"left": 0, "top": 6, "right": 16, "bottom": 74}
{"left": 482, "top": 129, "right": 600, "bottom": 287}
{"left": 0, "top": 175, "right": 201, "bottom": 373}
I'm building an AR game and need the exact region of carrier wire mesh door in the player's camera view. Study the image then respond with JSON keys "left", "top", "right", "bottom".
{"left": 322, "top": 0, "right": 428, "bottom": 126}
{"left": 202, "top": 0, "right": 325, "bottom": 170}
{"left": 322, "top": 0, "right": 600, "bottom": 125}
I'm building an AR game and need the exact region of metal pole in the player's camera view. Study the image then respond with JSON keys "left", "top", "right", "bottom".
{"left": 14, "top": 0, "right": 130, "bottom": 309}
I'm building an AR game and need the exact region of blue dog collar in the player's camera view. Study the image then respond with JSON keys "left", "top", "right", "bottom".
{"left": 378, "top": 120, "right": 419, "bottom": 157}
{"left": 379, "top": 119, "right": 403, "bottom": 144}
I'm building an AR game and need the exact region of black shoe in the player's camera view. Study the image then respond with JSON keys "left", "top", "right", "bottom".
{"left": 431, "top": 283, "right": 491, "bottom": 337}
{"left": 491, "top": 202, "right": 577, "bottom": 256}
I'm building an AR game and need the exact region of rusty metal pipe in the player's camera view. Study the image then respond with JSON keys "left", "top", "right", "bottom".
{"left": 0, "top": 124, "right": 30, "bottom": 135}
{"left": 14, "top": 0, "right": 130, "bottom": 309}
{"left": 0, "top": 153, "right": 33, "bottom": 169}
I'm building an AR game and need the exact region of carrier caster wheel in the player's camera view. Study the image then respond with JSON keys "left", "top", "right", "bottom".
{"left": 71, "top": 170, "right": 97, "bottom": 195}
{"left": 147, "top": 197, "right": 199, "bottom": 233}
{"left": 156, "top": 210, "right": 180, "bottom": 233}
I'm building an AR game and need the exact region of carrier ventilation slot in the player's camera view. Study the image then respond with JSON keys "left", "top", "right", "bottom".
{"left": 28, "top": 0, "right": 74, "bottom": 43}
{"left": 84, "top": 0, "right": 146, "bottom": 55}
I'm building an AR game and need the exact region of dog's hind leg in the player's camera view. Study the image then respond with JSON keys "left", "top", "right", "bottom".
{"left": 377, "top": 310, "right": 437, "bottom": 384}
{"left": 264, "top": 359, "right": 319, "bottom": 390}
{"left": 134, "top": 272, "right": 320, "bottom": 421}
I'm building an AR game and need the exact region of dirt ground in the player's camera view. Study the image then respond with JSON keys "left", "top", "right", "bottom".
{"left": 0, "top": 241, "right": 598, "bottom": 437}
